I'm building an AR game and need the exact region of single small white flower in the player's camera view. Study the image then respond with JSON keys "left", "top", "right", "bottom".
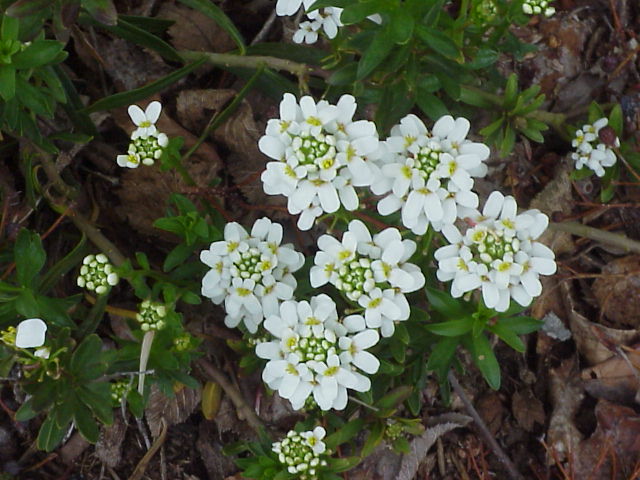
{"left": 306, "top": 7, "right": 343, "bottom": 40}
{"left": 15, "top": 318, "right": 47, "bottom": 349}
{"left": 128, "top": 101, "right": 162, "bottom": 138}
{"left": 435, "top": 191, "right": 556, "bottom": 312}
{"left": 293, "top": 21, "right": 320, "bottom": 44}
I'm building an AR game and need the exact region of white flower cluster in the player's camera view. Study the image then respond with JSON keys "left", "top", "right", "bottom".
{"left": 117, "top": 102, "right": 168, "bottom": 168}
{"left": 256, "top": 294, "right": 379, "bottom": 410}
{"left": 260, "top": 93, "right": 379, "bottom": 230}
{"left": 136, "top": 300, "right": 168, "bottom": 331}
{"left": 272, "top": 427, "right": 328, "bottom": 480}
{"left": 571, "top": 118, "right": 618, "bottom": 177}
{"left": 310, "top": 219, "right": 425, "bottom": 337}
{"left": 200, "top": 217, "right": 304, "bottom": 333}
{"left": 522, "top": 0, "right": 555, "bottom": 16}
{"left": 276, "top": 0, "right": 343, "bottom": 45}
{"left": 77, "top": 254, "right": 119, "bottom": 294}
{"left": 435, "top": 191, "right": 556, "bottom": 312}
{"left": 371, "top": 114, "right": 490, "bottom": 234}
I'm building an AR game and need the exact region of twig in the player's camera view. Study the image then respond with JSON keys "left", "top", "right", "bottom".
{"left": 448, "top": 372, "right": 525, "bottom": 480}
{"left": 195, "top": 358, "right": 264, "bottom": 433}
{"left": 549, "top": 221, "right": 640, "bottom": 254}
{"left": 179, "top": 50, "right": 309, "bottom": 78}
{"left": 251, "top": 9, "right": 277, "bottom": 45}
{"left": 128, "top": 419, "right": 167, "bottom": 480}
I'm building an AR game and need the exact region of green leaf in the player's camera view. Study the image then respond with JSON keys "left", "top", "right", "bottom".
{"left": 15, "top": 229, "right": 46, "bottom": 288}
{"left": 15, "top": 288, "right": 39, "bottom": 317}
{"left": 35, "top": 295, "right": 77, "bottom": 328}
{"left": 468, "top": 333, "right": 501, "bottom": 389}
{"left": 588, "top": 101, "right": 605, "bottom": 124}
{"left": 500, "top": 316, "right": 542, "bottom": 334}
{"left": 164, "top": 243, "right": 195, "bottom": 272}
{"left": 1, "top": 15, "right": 19, "bottom": 41}
{"left": 78, "top": 383, "right": 114, "bottom": 426}
{"left": 15, "top": 397, "right": 39, "bottom": 421}
{"left": 357, "top": 27, "right": 395, "bottom": 80}
{"left": 83, "top": 0, "right": 118, "bottom": 25}
{"left": 426, "top": 336, "right": 460, "bottom": 376}
{"left": 375, "top": 385, "right": 413, "bottom": 410}
{"left": 425, "top": 287, "right": 469, "bottom": 317}
{"left": 328, "top": 62, "right": 358, "bottom": 86}
{"left": 388, "top": 9, "right": 414, "bottom": 45}
{"left": 85, "top": 59, "right": 207, "bottom": 113}
{"left": 416, "top": 26, "right": 460, "bottom": 59}
{"left": 499, "top": 125, "right": 516, "bottom": 157}
{"left": 466, "top": 48, "right": 498, "bottom": 69}
{"left": 177, "top": 0, "right": 245, "bottom": 54}
{"left": 11, "top": 40, "right": 66, "bottom": 69}
{"left": 392, "top": 436, "right": 411, "bottom": 454}
{"left": 487, "top": 323, "right": 525, "bottom": 352}
{"left": 37, "top": 415, "right": 68, "bottom": 451}
{"left": 609, "top": 103, "right": 623, "bottom": 137}
{"left": 416, "top": 91, "right": 448, "bottom": 121}
{"left": 0, "top": 65, "right": 16, "bottom": 101}
{"left": 327, "top": 456, "right": 361, "bottom": 473}
{"left": 519, "top": 120, "right": 545, "bottom": 143}
{"left": 324, "top": 419, "right": 364, "bottom": 449}
{"left": 425, "top": 318, "right": 473, "bottom": 336}
{"left": 6, "top": 0, "right": 53, "bottom": 17}
{"left": 361, "top": 421, "right": 385, "bottom": 458}
{"left": 479, "top": 117, "right": 504, "bottom": 138}
{"left": 16, "top": 75, "right": 56, "bottom": 117}
{"left": 503, "top": 73, "right": 519, "bottom": 109}
{"left": 74, "top": 402, "right": 100, "bottom": 443}
{"left": 339, "top": 1, "right": 385, "bottom": 24}
{"left": 70, "top": 334, "right": 104, "bottom": 376}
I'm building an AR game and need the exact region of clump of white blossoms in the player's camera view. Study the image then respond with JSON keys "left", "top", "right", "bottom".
{"left": 117, "top": 101, "right": 169, "bottom": 168}
{"left": 571, "top": 118, "right": 619, "bottom": 177}
{"left": 77, "top": 254, "right": 119, "bottom": 294}
{"left": 310, "top": 219, "right": 425, "bottom": 337}
{"left": 522, "top": 0, "right": 555, "bottom": 16}
{"left": 371, "top": 114, "right": 490, "bottom": 234}
{"left": 435, "top": 191, "right": 556, "bottom": 312}
{"left": 259, "top": 93, "right": 380, "bottom": 230}
{"left": 256, "top": 294, "right": 380, "bottom": 410}
{"left": 200, "top": 217, "right": 304, "bottom": 333}
{"left": 136, "top": 300, "right": 168, "bottom": 331}
{"left": 272, "top": 427, "right": 328, "bottom": 480}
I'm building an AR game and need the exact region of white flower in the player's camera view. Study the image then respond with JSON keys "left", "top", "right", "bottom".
{"left": 200, "top": 217, "right": 304, "bottom": 333}
{"left": 435, "top": 191, "right": 556, "bottom": 312}
{"left": 259, "top": 93, "right": 379, "bottom": 230}
{"left": 77, "top": 253, "right": 119, "bottom": 294}
{"left": 275, "top": 0, "right": 313, "bottom": 16}
{"left": 372, "top": 114, "right": 490, "bottom": 234}
{"left": 310, "top": 220, "right": 424, "bottom": 336}
{"left": 15, "top": 318, "right": 47, "bottom": 349}
{"left": 256, "top": 295, "right": 379, "bottom": 410}
{"left": 293, "top": 20, "right": 320, "bottom": 44}
{"left": 117, "top": 152, "right": 141, "bottom": 169}
{"left": 571, "top": 118, "right": 618, "bottom": 177}
{"left": 306, "top": 7, "right": 343, "bottom": 40}
{"left": 128, "top": 101, "right": 162, "bottom": 138}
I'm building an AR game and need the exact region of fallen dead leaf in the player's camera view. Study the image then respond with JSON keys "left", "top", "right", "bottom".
{"left": 592, "top": 255, "right": 640, "bottom": 328}
{"left": 145, "top": 384, "right": 202, "bottom": 438}
{"left": 512, "top": 388, "right": 546, "bottom": 432}
{"left": 95, "top": 413, "right": 127, "bottom": 468}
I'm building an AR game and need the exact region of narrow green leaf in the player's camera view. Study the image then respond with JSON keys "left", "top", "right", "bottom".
{"left": 340, "top": 1, "right": 385, "bottom": 24}
{"left": 6, "top": 0, "right": 53, "bottom": 17}
{"left": 500, "top": 316, "right": 542, "bottom": 334}
{"left": 11, "top": 40, "right": 66, "bottom": 69}
{"left": 324, "top": 419, "right": 364, "bottom": 449}
{"left": 426, "top": 336, "right": 460, "bottom": 376}
{"left": 1, "top": 15, "right": 19, "bottom": 41}
{"left": 177, "top": 0, "right": 245, "bottom": 54}
{"left": 357, "top": 28, "right": 395, "bottom": 80}
{"left": 416, "top": 26, "right": 460, "bottom": 59}
{"left": 609, "top": 103, "right": 623, "bottom": 137}
{"left": 83, "top": 0, "right": 118, "bottom": 25}
{"left": 375, "top": 385, "right": 413, "bottom": 410}
{"left": 425, "top": 319, "right": 473, "bottom": 336}
{"left": 361, "top": 421, "right": 385, "bottom": 458}
{"left": 500, "top": 125, "right": 516, "bottom": 157}
{"left": 74, "top": 403, "right": 100, "bottom": 443}
{"left": 425, "top": 286, "right": 470, "bottom": 317}
{"left": 487, "top": 323, "right": 525, "bottom": 352}
{"left": 468, "top": 334, "right": 501, "bottom": 389}
{"left": 0, "top": 65, "right": 16, "bottom": 101}
{"left": 388, "top": 9, "right": 414, "bottom": 44}
{"left": 466, "top": 48, "right": 498, "bottom": 69}
{"left": 85, "top": 59, "right": 206, "bottom": 113}
{"left": 416, "top": 91, "right": 448, "bottom": 121}
{"left": 15, "top": 397, "right": 39, "bottom": 421}
{"left": 503, "top": 73, "right": 518, "bottom": 109}
{"left": 16, "top": 75, "right": 55, "bottom": 117}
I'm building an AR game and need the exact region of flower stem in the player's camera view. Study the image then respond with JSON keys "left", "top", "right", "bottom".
{"left": 179, "top": 50, "right": 310, "bottom": 78}
{"left": 549, "top": 221, "right": 640, "bottom": 254}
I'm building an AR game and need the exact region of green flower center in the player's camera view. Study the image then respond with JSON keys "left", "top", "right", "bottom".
{"left": 293, "top": 132, "right": 337, "bottom": 172}
{"left": 231, "top": 247, "right": 272, "bottom": 283}
{"left": 413, "top": 143, "right": 444, "bottom": 180}
{"left": 467, "top": 227, "right": 520, "bottom": 264}
{"left": 296, "top": 336, "right": 335, "bottom": 363}
{"left": 335, "top": 256, "right": 374, "bottom": 301}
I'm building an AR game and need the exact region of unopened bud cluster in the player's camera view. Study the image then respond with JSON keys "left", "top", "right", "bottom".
{"left": 77, "top": 254, "right": 118, "bottom": 294}
{"left": 272, "top": 427, "right": 328, "bottom": 480}
{"left": 136, "top": 300, "right": 168, "bottom": 331}
{"left": 173, "top": 333, "right": 193, "bottom": 352}
{"left": 522, "top": 0, "right": 555, "bottom": 16}
{"left": 110, "top": 380, "right": 130, "bottom": 406}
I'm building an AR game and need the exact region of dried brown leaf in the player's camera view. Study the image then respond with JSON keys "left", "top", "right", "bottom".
{"left": 592, "top": 255, "right": 640, "bottom": 328}
{"left": 158, "top": 3, "right": 235, "bottom": 53}
{"left": 512, "top": 388, "right": 545, "bottom": 432}
{"left": 145, "top": 384, "right": 202, "bottom": 438}
{"left": 95, "top": 413, "right": 127, "bottom": 468}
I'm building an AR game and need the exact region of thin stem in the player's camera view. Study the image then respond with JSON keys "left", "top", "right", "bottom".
{"left": 179, "top": 50, "right": 309, "bottom": 78}
{"left": 549, "top": 221, "right": 640, "bottom": 254}
{"left": 448, "top": 372, "right": 525, "bottom": 480}
{"left": 347, "top": 395, "right": 380, "bottom": 412}
{"left": 195, "top": 358, "right": 264, "bottom": 434}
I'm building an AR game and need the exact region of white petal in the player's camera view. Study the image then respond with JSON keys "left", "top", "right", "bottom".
{"left": 127, "top": 105, "right": 146, "bottom": 126}
{"left": 15, "top": 318, "right": 47, "bottom": 348}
